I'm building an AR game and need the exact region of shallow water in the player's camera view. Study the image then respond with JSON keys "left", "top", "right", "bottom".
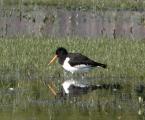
{"left": 0, "top": 77, "right": 144, "bottom": 120}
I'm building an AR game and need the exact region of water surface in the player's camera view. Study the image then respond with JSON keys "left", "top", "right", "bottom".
{"left": 0, "top": 77, "right": 144, "bottom": 120}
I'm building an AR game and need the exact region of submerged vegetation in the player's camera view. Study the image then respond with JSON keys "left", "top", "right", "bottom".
{"left": 2, "top": 0, "right": 145, "bottom": 11}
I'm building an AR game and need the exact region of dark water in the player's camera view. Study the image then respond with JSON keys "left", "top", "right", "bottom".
{"left": 0, "top": 77, "right": 144, "bottom": 120}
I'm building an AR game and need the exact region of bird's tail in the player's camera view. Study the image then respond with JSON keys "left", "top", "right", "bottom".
{"left": 95, "top": 62, "right": 107, "bottom": 68}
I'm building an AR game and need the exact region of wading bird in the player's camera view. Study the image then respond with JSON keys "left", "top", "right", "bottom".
{"left": 48, "top": 47, "right": 107, "bottom": 74}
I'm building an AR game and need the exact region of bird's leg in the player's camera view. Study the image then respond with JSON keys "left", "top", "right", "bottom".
{"left": 81, "top": 73, "right": 86, "bottom": 80}
{"left": 63, "top": 70, "right": 73, "bottom": 80}
{"left": 63, "top": 70, "right": 69, "bottom": 80}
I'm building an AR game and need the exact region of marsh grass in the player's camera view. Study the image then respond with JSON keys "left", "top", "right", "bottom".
{"left": 0, "top": 37, "right": 145, "bottom": 120}
{"left": 0, "top": 37, "right": 145, "bottom": 80}
{"left": 0, "top": 37, "right": 144, "bottom": 95}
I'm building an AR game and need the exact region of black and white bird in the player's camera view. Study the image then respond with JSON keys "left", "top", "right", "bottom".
{"left": 58, "top": 80, "right": 121, "bottom": 97}
{"left": 48, "top": 47, "right": 107, "bottom": 74}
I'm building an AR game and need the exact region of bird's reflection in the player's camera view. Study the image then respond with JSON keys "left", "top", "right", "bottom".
{"left": 56, "top": 79, "right": 122, "bottom": 98}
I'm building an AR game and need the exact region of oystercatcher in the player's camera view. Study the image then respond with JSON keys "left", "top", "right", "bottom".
{"left": 48, "top": 47, "right": 107, "bottom": 74}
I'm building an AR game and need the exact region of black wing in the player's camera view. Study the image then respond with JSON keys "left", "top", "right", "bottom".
{"left": 68, "top": 53, "right": 107, "bottom": 68}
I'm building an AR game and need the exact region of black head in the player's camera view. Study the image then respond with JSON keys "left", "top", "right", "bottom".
{"left": 56, "top": 47, "right": 68, "bottom": 57}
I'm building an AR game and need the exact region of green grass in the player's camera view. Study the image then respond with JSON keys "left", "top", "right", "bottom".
{"left": 1, "top": 0, "right": 145, "bottom": 11}
{"left": 0, "top": 37, "right": 145, "bottom": 81}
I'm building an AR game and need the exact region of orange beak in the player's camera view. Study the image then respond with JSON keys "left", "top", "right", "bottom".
{"left": 48, "top": 55, "right": 57, "bottom": 65}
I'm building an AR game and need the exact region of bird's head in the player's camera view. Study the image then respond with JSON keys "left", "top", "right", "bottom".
{"left": 48, "top": 47, "right": 68, "bottom": 65}
{"left": 56, "top": 47, "right": 68, "bottom": 57}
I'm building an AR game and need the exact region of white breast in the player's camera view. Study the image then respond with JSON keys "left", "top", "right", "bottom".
{"left": 62, "top": 57, "right": 92, "bottom": 73}
{"left": 63, "top": 57, "right": 78, "bottom": 73}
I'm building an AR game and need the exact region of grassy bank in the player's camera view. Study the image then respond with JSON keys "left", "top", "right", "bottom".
{"left": 1, "top": 0, "right": 145, "bottom": 11}
{"left": 0, "top": 37, "right": 145, "bottom": 81}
